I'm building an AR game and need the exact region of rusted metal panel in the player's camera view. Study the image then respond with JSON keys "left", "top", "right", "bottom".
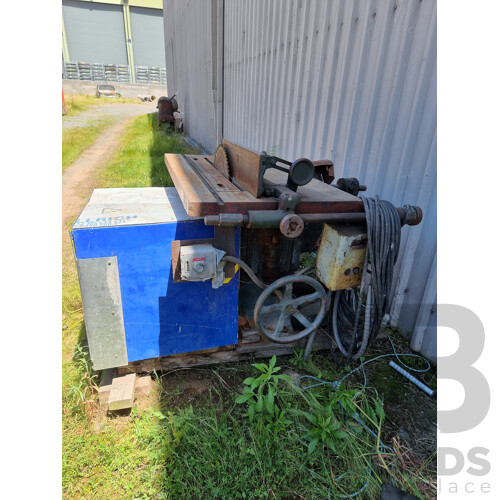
{"left": 316, "top": 223, "right": 367, "bottom": 291}
{"left": 194, "top": 156, "right": 240, "bottom": 193}
{"left": 164, "top": 154, "right": 220, "bottom": 216}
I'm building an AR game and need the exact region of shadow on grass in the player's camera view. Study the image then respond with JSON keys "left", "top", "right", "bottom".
{"left": 147, "top": 112, "right": 198, "bottom": 187}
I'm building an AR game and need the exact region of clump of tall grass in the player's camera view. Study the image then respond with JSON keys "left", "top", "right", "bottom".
{"left": 99, "top": 112, "right": 197, "bottom": 188}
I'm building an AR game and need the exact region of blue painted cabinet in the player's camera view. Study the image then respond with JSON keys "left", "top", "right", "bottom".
{"left": 71, "top": 187, "right": 239, "bottom": 369}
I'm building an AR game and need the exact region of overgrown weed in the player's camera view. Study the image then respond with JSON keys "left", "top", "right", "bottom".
{"left": 67, "top": 344, "right": 99, "bottom": 419}
{"left": 164, "top": 355, "right": 435, "bottom": 499}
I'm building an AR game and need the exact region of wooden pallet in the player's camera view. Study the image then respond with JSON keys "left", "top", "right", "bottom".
{"left": 116, "top": 329, "right": 333, "bottom": 375}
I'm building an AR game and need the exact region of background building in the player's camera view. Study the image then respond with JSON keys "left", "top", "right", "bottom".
{"left": 163, "top": 0, "right": 437, "bottom": 362}
{"left": 62, "top": 0, "right": 166, "bottom": 85}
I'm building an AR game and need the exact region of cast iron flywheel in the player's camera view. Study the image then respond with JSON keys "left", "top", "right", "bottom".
{"left": 254, "top": 275, "right": 327, "bottom": 344}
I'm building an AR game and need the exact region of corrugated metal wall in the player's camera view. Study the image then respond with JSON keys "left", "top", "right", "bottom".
{"left": 163, "top": 0, "right": 220, "bottom": 151}
{"left": 164, "top": 0, "right": 436, "bottom": 361}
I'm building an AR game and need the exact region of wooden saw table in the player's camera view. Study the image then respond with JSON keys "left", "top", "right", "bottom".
{"left": 164, "top": 153, "right": 363, "bottom": 217}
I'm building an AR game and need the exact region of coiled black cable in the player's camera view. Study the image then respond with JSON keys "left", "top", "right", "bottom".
{"left": 329, "top": 196, "right": 402, "bottom": 361}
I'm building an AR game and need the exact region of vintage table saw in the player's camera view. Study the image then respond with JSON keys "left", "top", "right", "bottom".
{"left": 72, "top": 140, "right": 422, "bottom": 373}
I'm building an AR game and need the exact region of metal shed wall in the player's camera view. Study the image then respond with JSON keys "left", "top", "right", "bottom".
{"left": 163, "top": 0, "right": 437, "bottom": 361}
{"left": 62, "top": 0, "right": 128, "bottom": 65}
{"left": 130, "top": 6, "right": 166, "bottom": 67}
{"left": 163, "top": 0, "right": 220, "bottom": 151}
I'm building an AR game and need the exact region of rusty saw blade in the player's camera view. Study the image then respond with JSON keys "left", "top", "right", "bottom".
{"left": 214, "top": 144, "right": 230, "bottom": 178}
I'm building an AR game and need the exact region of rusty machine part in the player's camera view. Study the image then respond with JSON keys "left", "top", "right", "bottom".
{"left": 254, "top": 275, "right": 328, "bottom": 344}
{"left": 204, "top": 205, "right": 423, "bottom": 230}
{"left": 217, "top": 140, "right": 317, "bottom": 198}
{"left": 157, "top": 92, "right": 179, "bottom": 124}
{"left": 164, "top": 152, "right": 363, "bottom": 217}
{"left": 335, "top": 178, "right": 368, "bottom": 197}
{"left": 200, "top": 140, "right": 422, "bottom": 238}
{"left": 279, "top": 213, "right": 305, "bottom": 238}
{"left": 312, "top": 160, "right": 335, "bottom": 184}
{"left": 163, "top": 140, "right": 424, "bottom": 356}
{"left": 214, "top": 144, "right": 231, "bottom": 178}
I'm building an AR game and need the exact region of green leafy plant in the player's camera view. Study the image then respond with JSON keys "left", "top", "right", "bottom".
{"left": 302, "top": 402, "right": 349, "bottom": 455}
{"left": 333, "top": 386, "right": 359, "bottom": 415}
{"left": 235, "top": 355, "right": 291, "bottom": 430}
{"left": 336, "top": 386, "right": 386, "bottom": 431}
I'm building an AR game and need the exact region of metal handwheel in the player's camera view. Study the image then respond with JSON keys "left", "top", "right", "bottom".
{"left": 254, "top": 275, "right": 328, "bottom": 344}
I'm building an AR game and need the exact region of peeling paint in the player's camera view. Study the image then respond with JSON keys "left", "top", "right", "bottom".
{"left": 316, "top": 223, "right": 367, "bottom": 291}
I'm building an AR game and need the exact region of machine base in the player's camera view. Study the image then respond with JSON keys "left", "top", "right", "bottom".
{"left": 116, "top": 329, "right": 333, "bottom": 374}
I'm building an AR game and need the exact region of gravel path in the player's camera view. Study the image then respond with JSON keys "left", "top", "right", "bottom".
{"left": 62, "top": 101, "right": 158, "bottom": 129}
{"left": 62, "top": 102, "right": 156, "bottom": 227}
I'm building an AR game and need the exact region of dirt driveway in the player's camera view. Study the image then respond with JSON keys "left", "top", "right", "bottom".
{"left": 62, "top": 101, "right": 156, "bottom": 227}
{"left": 62, "top": 100, "right": 157, "bottom": 130}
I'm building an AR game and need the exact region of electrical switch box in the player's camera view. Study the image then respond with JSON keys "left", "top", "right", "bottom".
{"left": 180, "top": 244, "right": 225, "bottom": 282}
{"left": 316, "top": 223, "right": 367, "bottom": 291}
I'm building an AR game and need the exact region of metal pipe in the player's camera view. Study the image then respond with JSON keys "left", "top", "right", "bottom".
{"left": 204, "top": 205, "right": 422, "bottom": 228}
{"left": 299, "top": 213, "right": 370, "bottom": 224}
{"left": 300, "top": 206, "right": 422, "bottom": 226}
{"left": 204, "top": 214, "right": 248, "bottom": 226}
{"left": 303, "top": 328, "right": 317, "bottom": 362}
{"left": 389, "top": 361, "right": 435, "bottom": 397}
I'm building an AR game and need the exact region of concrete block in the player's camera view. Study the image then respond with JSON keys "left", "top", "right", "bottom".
{"left": 135, "top": 376, "right": 152, "bottom": 395}
{"left": 108, "top": 373, "right": 136, "bottom": 410}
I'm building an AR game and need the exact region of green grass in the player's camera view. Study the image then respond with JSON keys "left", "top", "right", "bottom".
{"left": 62, "top": 114, "right": 436, "bottom": 499}
{"left": 63, "top": 93, "right": 139, "bottom": 117}
{"left": 62, "top": 92, "right": 146, "bottom": 170}
{"left": 99, "top": 112, "right": 196, "bottom": 188}
{"left": 62, "top": 116, "right": 197, "bottom": 499}
{"left": 62, "top": 117, "right": 116, "bottom": 170}
{"left": 63, "top": 385, "right": 167, "bottom": 498}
